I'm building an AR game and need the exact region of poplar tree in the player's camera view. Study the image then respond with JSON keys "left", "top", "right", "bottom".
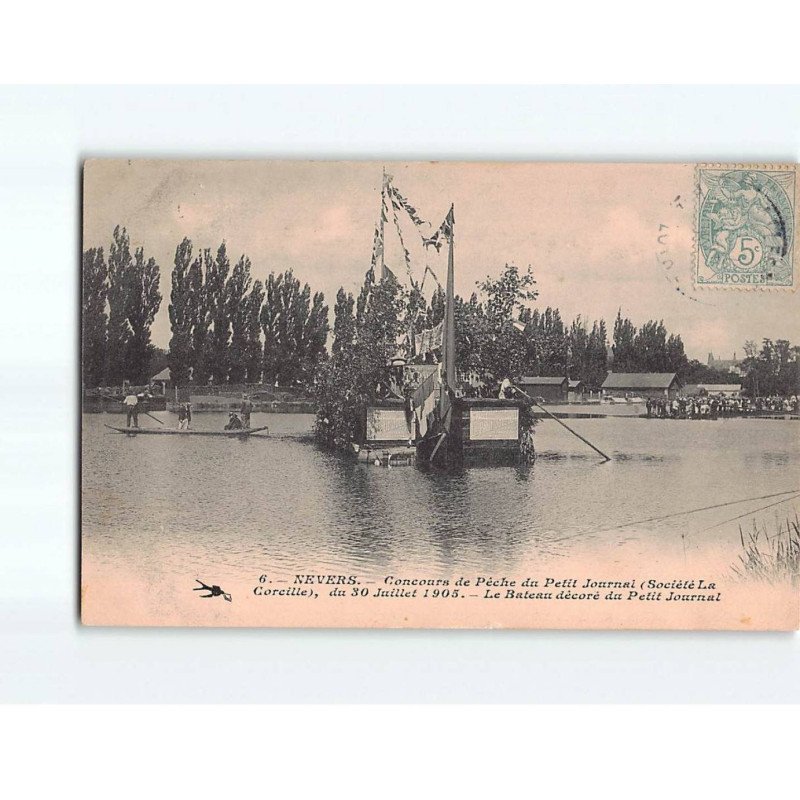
{"left": 205, "top": 242, "right": 231, "bottom": 383}
{"left": 612, "top": 310, "right": 637, "bottom": 372}
{"left": 260, "top": 269, "right": 329, "bottom": 387}
{"left": 226, "top": 255, "right": 252, "bottom": 384}
{"left": 106, "top": 226, "right": 133, "bottom": 386}
{"left": 244, "top": 280, "right": 264, "bottom": 384}
{"left": 82, "top": 247, "right": 108, "bottom": 388}
{"left": 188, "top": 249, "right": 212, "bottom": 386}
{"left": 167, "top": 238, "right": 194, "bottom": 387}
{"left": 332, "top": 288, "right": 355, "bottom": 356}
{"left": 125, "top": 246, "right": 162, "bottom": 385}
{"left": 104, "top": 225, "right": 161, "bottom": 386}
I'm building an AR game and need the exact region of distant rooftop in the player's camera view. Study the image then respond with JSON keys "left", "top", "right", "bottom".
{"left": 698, "top": 383, "right": 742, "bottom": 392}
{"left": 517, "top": 376, "right": 568, "bottom": 385}
{"left": 602, "top": 372, "right": 678, "bottom": 389}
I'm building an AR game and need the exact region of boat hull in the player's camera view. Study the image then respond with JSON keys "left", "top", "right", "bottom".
{"left": 104, "top": 424, "right": 269, "bottom": 437}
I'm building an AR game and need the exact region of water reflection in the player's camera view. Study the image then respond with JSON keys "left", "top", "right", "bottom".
{"left": 82, "top": 412, "right": 800, "bottom": 578}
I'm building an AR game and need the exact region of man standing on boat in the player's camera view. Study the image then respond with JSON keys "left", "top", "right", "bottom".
{"left": 240, "top": 393, "right": 253, "bottom": 429}
{"left": 123, "top": 391, "right": 139, "bottom": 428}
{"left": 178, "top": 402, "right": 192, "bottom": 430}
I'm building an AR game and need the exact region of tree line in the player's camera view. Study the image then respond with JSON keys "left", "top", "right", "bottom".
{"left": 82, "top": 229, "right": 329, "bottom": 390}
{"left": 315, "top": 264, "right": 696, "bottom": 447}
{"left": 82, "top": 226, "right": 162, "bottom": 387}
{"left": 84, "top": 231, "right": 784, "bottom": 399}
{"left": 741, "top": 339, "right": 800, "bottom": 396}
{"left": 167, "top": 238, "right": 328, "bottom": 389}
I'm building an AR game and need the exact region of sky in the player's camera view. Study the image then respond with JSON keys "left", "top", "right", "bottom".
{"left": 83, "top": 160, "right": 800, "bottom": 363}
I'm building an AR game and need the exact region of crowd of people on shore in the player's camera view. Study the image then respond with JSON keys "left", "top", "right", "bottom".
{"left": 646, "top": 394, "right": 799, "bottom": 419}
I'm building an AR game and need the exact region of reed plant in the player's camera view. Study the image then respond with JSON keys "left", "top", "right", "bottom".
{"left": 732, "top": 514, "right": 800, "bottom": 584}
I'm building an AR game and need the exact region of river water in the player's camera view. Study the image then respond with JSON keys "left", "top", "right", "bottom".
{"left": 82, "top": 409, "right": 799, "bottom": 583}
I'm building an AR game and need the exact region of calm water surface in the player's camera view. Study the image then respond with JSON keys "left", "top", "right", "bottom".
{"left": 82, "top": 410, "right": 799, "bottom": 579}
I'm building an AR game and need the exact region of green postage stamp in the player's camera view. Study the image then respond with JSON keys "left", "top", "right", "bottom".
{"left": 695, "top": 165, "right": 796, "bottom": 288}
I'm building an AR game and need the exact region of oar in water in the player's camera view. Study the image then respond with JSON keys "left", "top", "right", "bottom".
{"left": 101, "top": 394, "right": 164, "bottom": 425}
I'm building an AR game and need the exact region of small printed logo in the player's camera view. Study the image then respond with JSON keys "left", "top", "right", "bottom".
{"left": 696, "top": 168, "right": 795, "bottom": 287}
{"left": 194, "top": 579, "right": 232, "bottom": 602}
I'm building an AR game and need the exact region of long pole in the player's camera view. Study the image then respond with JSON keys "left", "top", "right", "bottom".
{"left": 512, "top": 384, "right": 611, "bottom": 463}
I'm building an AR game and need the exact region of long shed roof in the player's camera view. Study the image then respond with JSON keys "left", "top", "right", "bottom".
{"left": 698, "top": 384, "right": 742, "bottom": 392}
{"left": 601, "top": 372, "right": 678, "bottom": 389}
{"left": 517, "top": 376, "right": 568, "bottom": 385}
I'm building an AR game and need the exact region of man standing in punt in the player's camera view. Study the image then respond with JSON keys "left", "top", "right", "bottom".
{"left": 240, "top": 393, "right": 253, "bottom": 429}
{"left": 123, "top": 391, "right": 139, "bottom": 428}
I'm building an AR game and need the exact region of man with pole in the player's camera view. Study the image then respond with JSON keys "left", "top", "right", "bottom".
{"left": 123, "top": 390, "right": 139, "bottom": 428}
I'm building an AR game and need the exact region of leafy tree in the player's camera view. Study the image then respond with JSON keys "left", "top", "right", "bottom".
{"left": 453, "top": 292, "right": 487, "bottom": 369}
{"left": 105, "top": 225, "right": 161, "bottom": 386}
{"left": 106, "top": 226, "right": 133, "bottom": 386}
{"left": 188, "top": 249, "right": 212, "bottom": 385}
{"left": 167, "top": 238, "right": 194, "bottom": 387}
{"left": 204, "top": 243, "right": 231, "bottom": 383}
{"left": 523, "top": 306, "right": 567, "bottom": 377}
{"left": 585, "top": 319, "right": 608, "bottom": 389}
{"left": 478, "top": 264, "right": 539, "bottom": 379}
{"left": 681, "top": 360, "right": 741, "bottom": 385}
{"left": 568, "top": 316, "right": 589, "bottom": 381}
{"left": 124, "top": 246, "right": 162, "bottom": 385}
{"left": 332, "top": 288, "right": 356, "bottom": 357}
{"left": 426, "top": 285, "right": 445, "bottom": 327}
{"left": 244, "top": 280, "right": 264, "bottom": 384}
{"left": 261, "top": 272, "right": 281, "bottom": 384}
{"left": 82, "top": 247, "right": 108, "bottom": 388}
{"left": 404, "top": 284, "right": 427, "bottom": 360}
{"left": 260, "top": 270, "right": 329, "bottom": 387}
{"left": 634, "top": 320, "right": 669, "bottom": 372}
{"left": 610, "top": 314, "right": 688, "bottom": 377}
{"left": 226, "top": 255, "right": 252, "bottom": 384}
{"left": 314, "top": 273, "right": 403, "bottom": 448}
{"left": 302, "top": 290, "right": 330, "bottom": 381}
{"left": 665, "top": 333, "right": 689, "bottom": 376}
{"left": 479, "top": 264, "right": 538, "bottom": 325}
{"left": 611, "top": 309, "right": 637, "bottom": 372}
{"left": 742, "top": 338, "right": 800, "bottom": 396}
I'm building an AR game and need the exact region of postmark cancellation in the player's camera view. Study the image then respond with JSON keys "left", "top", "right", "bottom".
{"left": 695, "top": 164, "right": 796, "bottom": 289}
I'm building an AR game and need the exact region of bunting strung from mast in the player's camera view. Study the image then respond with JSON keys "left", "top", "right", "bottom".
{"left": 381, "top": 177, "right": 455, "bottom": 292}
{"left": 411, "top": 365, "right": 441, "bottom": 439}
{"left": 422, "top": 206, "right": 454, "bottom": 252}
{"left": 420, "top": 264, "right": 442, "bottom": 292}
{"left": 369, "top": 177, "right": 453, "bottom": 295}
{"left": 388, "top": 188, "right": 418, "bottom": 287}
{"left": 389, "top": 184, "right": 429, "bottom": 229}
{"left": 414, "top": 320, "right": 444, "bottom": 357}
{"left": 369, "top": 224, "right": 383, "bottom": 274}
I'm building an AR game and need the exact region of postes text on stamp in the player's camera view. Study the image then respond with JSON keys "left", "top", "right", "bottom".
{"left": 695, "top": 166, "right": 795, "bottom": 288}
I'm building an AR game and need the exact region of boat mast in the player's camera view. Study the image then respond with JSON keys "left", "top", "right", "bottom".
{"left": 438, "top": 204, "right": 456, "bottom": 429}
{"left": 442, "top": 204, "right": 456, "bottom": 389}
{"left": 380, "top": 168, "right": 388, "bottom": 280}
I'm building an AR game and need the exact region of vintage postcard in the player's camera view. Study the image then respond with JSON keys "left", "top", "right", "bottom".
{"left": 81, "top": 160, "right": 800, "bottom": 629}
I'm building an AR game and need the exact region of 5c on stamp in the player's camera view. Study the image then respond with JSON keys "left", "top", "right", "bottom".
{"left": 695, "top": 165, "right": 796, "bottom": 288}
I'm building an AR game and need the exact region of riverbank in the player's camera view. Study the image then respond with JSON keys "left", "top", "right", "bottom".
{"left": 169, "top": 397, "right": 314, "bottom": 414}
